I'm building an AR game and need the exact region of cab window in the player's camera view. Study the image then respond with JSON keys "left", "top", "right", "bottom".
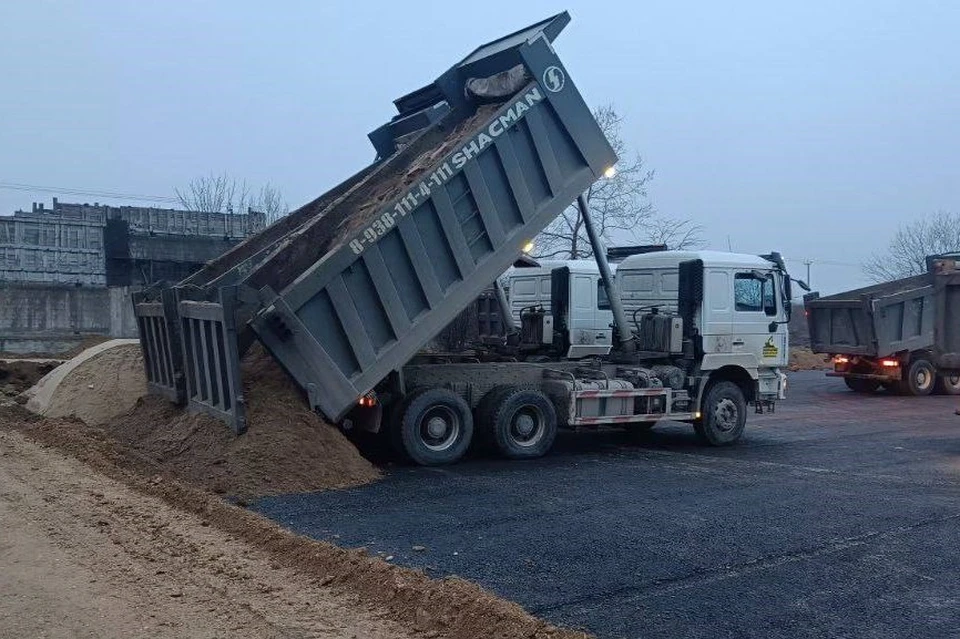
{"left": 734, "top": 273, "right": 776, "bottom": 315}
{"left": 597, "top": 280, "right": 610, "bottom": 310}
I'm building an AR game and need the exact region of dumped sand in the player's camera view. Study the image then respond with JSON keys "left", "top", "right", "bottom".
{"left": 790, "top": 347, "right": 831, "bottom": 371}
{"left": 41, "top": 344, "right": 147, "bottom": 424}
{"left": 0, "top": 405, "right": 588, "bottom": 639}
{"left": 100, "top": 344, "right": 381, "bottom": 498}
{"left": 0, "top": 428, "right": 417, "bottom": 639}
{"left": 25, "top": 339, "right": 379, "bottom": 498}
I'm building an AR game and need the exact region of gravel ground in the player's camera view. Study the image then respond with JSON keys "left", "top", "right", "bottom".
{"left": 255, "top": 372, "right": 960, "bottom": 639}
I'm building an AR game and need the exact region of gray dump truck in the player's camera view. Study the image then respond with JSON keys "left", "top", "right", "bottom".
{"left": 804, "top": 255, "right": 960, "bottom": 395}
{"left": 134, "top": 13, "right": 793, "bottom": 466}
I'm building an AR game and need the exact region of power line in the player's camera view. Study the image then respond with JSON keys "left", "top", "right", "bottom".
{"left": 0, "top": 181, "right": 178, "bottom": 204}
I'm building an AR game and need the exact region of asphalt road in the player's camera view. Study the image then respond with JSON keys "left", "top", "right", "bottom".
{"left": 254, "top": 372, "right": 960, "bottom": 638}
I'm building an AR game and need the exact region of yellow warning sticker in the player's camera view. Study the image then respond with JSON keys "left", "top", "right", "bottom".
{"left": 763, "top": 337, "right": 779, "bottom": 358}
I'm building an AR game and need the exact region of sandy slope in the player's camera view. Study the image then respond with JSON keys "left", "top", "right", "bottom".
{"left": 0, "top": 429, "right": 414, "bottom": 639}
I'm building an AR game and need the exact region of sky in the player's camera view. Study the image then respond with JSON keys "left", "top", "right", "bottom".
{"left": 1, "top": 1, "right": 958, "bottom": 295}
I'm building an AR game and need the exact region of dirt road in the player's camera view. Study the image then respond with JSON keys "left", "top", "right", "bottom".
{"left": 0, "top": 429, "right": 415, "bottom": 639}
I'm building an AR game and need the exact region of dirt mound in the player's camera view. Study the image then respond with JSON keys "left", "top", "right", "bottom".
{"left": 101, "top": 345, "right": 380, "bottom": 498}
{"left": 790, "top": 347, "right": 831, "bottom": 371}
{"left": 0, "top": 404, "right": 588, "bottom": 639}
{"left": 0, "top": 360, "right": 59, "bottom": 395}
{"left": 43, "top": 344, "right": 147, "bottom": 424}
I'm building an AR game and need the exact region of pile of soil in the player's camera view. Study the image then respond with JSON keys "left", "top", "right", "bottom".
{"left": 101, "top": 345, "right": 380, "bottom": 498}
{"left": 43, "top": 345, "right": 147, "bottom": 424}
{"left": 0, "top": 360, "right": 59, "bottom": 396}
{"left": 790, "top": 347, "right": 831, "bottom": 371}
{"left": 0, "top": 404, "right": 588, "bottom": 639}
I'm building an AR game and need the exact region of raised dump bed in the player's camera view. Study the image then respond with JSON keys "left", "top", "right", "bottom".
{"left": 134, "top": 12, "right": 617, "bottom": 432}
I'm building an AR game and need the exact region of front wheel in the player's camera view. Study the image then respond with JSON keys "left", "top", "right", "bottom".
{"left": 394, "top": 388, "right": 474, "bottom": 466}
{"left": 695, "top": 381, "right": 747, "bottom": 446}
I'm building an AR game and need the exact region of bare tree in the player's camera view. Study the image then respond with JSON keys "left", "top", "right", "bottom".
{"left": 176, "top": 172, "right": 289, "bottom": 224}
{"left": 532, "top": 105, "right": 702, "bottom": 260}
{"left": 863, "top": 211, "right": 960, "bottom": 282}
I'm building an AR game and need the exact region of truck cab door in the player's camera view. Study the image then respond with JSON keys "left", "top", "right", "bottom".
{"left": 566, "top": 273, "right": 612, "bottom": 358}
{"left": 731, "top": 271, "right": 787, "bottom": 368}
{"left": 701, "top": 268, "right": 733, "bottom": 355}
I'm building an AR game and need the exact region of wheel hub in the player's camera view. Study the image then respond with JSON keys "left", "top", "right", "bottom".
{"left": 418, "top": 406, "right": 460, "bottom": 452}
{"left": 917, "top": 369, "right": 931, "bottom": 389}
{"left": 714, "top": 398, "right": 738, "bottom": 432}
{"left": 426, "top": 416, "right": 447, "bottom": 439}
{"left": 514, "top": 413, "right": 536, "bottom": 437}
{"left": 510, "top": 407, "right": 545, "bottom": 446}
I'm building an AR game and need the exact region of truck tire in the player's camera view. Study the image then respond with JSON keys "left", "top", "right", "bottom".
{"left": 844, "top": 377, "right": 881, "bottom": 393}
{"left": 936, "top": 373, "right": 960, "bottom": 395}
{"left": 394, "top": 388, "right": 473, "bottom": 466}
{"left": 491, "top": 387, "right": 558, "bottom": 459}
{"left": 473, "top": 385, "right": 514, "bottom": 450}
{"left": 901, "top": 358, "right": 935, "bottom": 396}
{"left": 695, "top": 381, "right": 747, "bottom": 446}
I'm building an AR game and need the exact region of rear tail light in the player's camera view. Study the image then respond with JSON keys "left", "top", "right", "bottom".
{"left": 881, "top": 359, "right": 899, "bottom": 368}
{"left": 834, "top": 356, "right": 849, "bottom": 364}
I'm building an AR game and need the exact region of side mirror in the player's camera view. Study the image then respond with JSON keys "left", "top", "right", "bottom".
{"left": 768, "top": 321, "right": 779, "bottom": 333}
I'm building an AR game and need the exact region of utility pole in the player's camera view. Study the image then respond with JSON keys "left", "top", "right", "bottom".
{"left": 803, "top": 259, "right": 813, "bottom": 287}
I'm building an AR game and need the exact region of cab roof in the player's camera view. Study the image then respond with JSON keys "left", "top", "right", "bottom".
{"left": 616, "top": 250, "right": 774, "bottom": 271}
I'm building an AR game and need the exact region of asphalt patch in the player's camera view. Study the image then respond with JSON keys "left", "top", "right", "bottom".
{"left": 255, "top": 372, "right": 960, "bottom": 638}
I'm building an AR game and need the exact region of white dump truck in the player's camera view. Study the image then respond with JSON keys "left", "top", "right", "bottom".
{"left": 134, "top": 13, "right": 797, "bottom": 466}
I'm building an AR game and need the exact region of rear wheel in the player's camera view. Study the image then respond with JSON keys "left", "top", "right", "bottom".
{"left": 394, "top": 388, "right": 473, "bottom": 466}
{"left": 936, "top": 372, "right": 960, "bottom": 395}
{"left": 844, "top": 377, "right": 881, "bottom": 394}
{"left": 473, "top": 385, "right": 513, "bottom": 450}
{"left": 491, "top": 387, "right": 558, "bottom": 459}
{"left": 695, "top": 381, "right": 747, "bottom": 446}
{"left": 900, "top": 358, "right": 935, "bottom": 396}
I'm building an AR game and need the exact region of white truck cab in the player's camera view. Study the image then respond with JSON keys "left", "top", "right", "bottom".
{"left": 616, "top": 250, "right": 790, "bottom": 401}
{"left": 503, "top": 260, "right": 615, "bottom": 358}
{"left": 504, "top": 251, "right": 790, "bottom": 402}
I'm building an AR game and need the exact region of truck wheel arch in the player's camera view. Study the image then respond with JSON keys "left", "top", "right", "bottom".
{"left": 699, "top": 366, "right": 756, "bottom": 407}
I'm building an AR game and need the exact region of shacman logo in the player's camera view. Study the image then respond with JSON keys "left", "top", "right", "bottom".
{"left": 542, "top": 66, "right": 565, "bottom": 93}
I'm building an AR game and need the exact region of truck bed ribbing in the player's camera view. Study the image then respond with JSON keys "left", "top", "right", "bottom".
{"left": 134, "top": 12, "right": 617, "bottom": 433}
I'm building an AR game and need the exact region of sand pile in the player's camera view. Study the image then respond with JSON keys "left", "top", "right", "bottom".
{"left": 42, "top": 344, "right": 147, "bottom": 424}
{"left": 789, "top": 347, "right": 831, "bottom": 371}
{"left": 0, "top": 404, "right": 587, "bottom": 639}
{"left": 101, "top": 345, "right": 380, "bottom": 498}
